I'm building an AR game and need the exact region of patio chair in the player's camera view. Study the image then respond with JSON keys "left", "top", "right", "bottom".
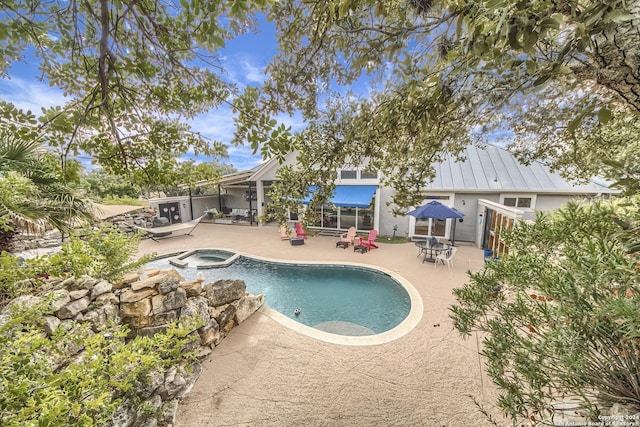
{"left": 295, "top": 222, "right": 308, "bottom": 239}
{"left": 434, "top": 247, "right": 457, "bottom": 270}
{"left": 339, "top": 227, "right": 357, "bottom": 245}
{"left": 358, "top": 229, "right": 379, "bottom": 250}
{"left": 279, "top": 225, "right": 291, "bottom": 240}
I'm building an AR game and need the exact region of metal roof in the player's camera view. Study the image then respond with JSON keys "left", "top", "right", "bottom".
{"left": 425, "top": 144, "right": 616, "bottom": 194}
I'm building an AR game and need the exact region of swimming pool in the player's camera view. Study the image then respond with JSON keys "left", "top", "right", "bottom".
{"left": 145, "top": 250, "right": 422, "bottom": 344}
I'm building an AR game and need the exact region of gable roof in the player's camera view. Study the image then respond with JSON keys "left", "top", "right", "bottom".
{"left": 425, "top": 144, "right": 616, "bottom": 194}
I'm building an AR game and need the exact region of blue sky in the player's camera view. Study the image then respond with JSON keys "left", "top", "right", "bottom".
{"left": 0, "top": 14, "right": 306, "bottom": 172}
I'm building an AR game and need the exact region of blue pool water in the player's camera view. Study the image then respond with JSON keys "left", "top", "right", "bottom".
{"left": 145, "top": 254, "right": 411, "bottom": 336}
{"left": 180, "top": 249, "right": 235, "bottom": 265}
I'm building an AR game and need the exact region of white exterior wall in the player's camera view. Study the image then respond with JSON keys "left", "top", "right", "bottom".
{"left": 376, "top": 186, "right": 401, "bottom": 237}
{"left": 534, "top": 194, "right": 589, "bottom": 212}
{"left": 149, "top": 196, "right": 190, "bottom": 222}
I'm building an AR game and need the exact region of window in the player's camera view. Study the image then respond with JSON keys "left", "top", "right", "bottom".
{"left": 502, "top": 196, "right": 533, "bottom": 209}
{"left": 358, "top": 208, "right": 374, "bottom": 230}
{"left": 340, "top": 170, "right": 357, "bottom": 179}
{"left": 360, "top": 169, "right": 377, "bottom": 179}
{"left": 338, "top": 169, "right": 378, "bottom": 180}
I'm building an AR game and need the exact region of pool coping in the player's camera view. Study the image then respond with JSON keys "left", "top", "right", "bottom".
{"left": 165, "top": 247, "right": 424, "bottom": 347}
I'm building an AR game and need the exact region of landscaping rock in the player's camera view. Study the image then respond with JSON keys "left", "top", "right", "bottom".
{"left": 197, "top": 321, "right": 220, "bottom": 346}
{"left": 235, "top": 294, "right": 265, "bottom": 324}
{"left": 135, "top": 324, "right": 169, "bottom": 338}
{"left": 131, "top": 274, "right": 166, "bottom": 291}
{"left": 94, "top": 292, "right": 119, "bottom": 305}
{"left": 151, "top": 287, "right": 186, "bottom": 315}
{"left": 68, "top": 289, "right": 89, "bottom": 301}
{"left": 91, "top": 280, "right": 112, "bottom": 299}
{"left": 113, "top": 271, "right": 140, "bottom": 289}
{"left": 157, "top": 278, "right": 181, "bottom": 294}
{"left": 42, "top": 315, "right": 61, "bottom": 335}
{"left": 56, "top": 297, "right": 91, "bottom": 319}
{"left": 150, "top": 309, "right": 179, "bottom": 326}
{"left": 120, "top": 287, "right": 157, "bottom": 303}
{"left": 1, "top": 295, "right": 42, "bottom": 315}
{"left": 140, "top": 368, "right": 166, "bottom": 399}
{"left": 120, "top": 298, "right": 152, "bottom": 318}
{"left": 203, "top": 279, "right": 246, "bottom": 306}
{"left": 0, "top": 266, "right": 263, "bottom": 427}
{"left": 77, "top": 277, "right": 98, "bottom": 290}
{"left": 180, "top": 278, "right": 204, "bottom": 297}
{"left": 123, "top": 315, "right": 152, "bottom": 329}
{"left": 47, "top": 289, "right": 70, "bottom": 312}
{"left": 181, "top": 297, "right": 211, "bottom": 326}
{"left": 215, "top": 304, "right": 237, "bottom": 333}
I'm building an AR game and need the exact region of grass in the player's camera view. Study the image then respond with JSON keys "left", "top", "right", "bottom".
{"left": 377, "top": 235, "right": 411, "bottom": 244}
{"left": 100, "top": 196, "right": 145, "bottom": 206}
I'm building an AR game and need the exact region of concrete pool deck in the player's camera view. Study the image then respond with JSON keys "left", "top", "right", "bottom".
{"left": 137, "top": 223, "right": 506, "bottom": 426}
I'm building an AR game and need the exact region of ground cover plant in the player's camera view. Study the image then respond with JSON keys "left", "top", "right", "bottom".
{"left": 0, "top": 304, "right": 198, "bottom": 426}
{"left": 0, "top": 226, "right": 197, "bottom": 426}
{"left": 451, "top": 197, "right": 640, "bottom": 424}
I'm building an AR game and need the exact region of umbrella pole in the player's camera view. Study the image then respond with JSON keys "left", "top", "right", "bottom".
{"left": 451, "top": 219, "right": 457, "bottom": 246}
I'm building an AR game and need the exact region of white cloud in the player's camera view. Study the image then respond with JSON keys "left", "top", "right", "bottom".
{"left": 190, "top": 106, "right": 237, "bottom": 143}
{"left": 0, "top": 77, "right": 66, "bottom": 115}
{"left": 221, "top": 52, "right": 268, "bottom": 88}
{"left": 242, "top": 60, "right": 266, "bottom": 84}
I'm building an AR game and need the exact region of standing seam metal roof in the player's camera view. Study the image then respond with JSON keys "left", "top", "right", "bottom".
{"left": 425, "top": 145, "right": 615, "bottom": 193}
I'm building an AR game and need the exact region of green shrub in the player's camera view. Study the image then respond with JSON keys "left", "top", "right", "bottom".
{"left": 451, "top": 199, "right": 640, "bottom": 423}
{"left": 0, "top": 303, "right": 198, "bottom": 426}
{"left": 47, "top": 225, "right": 153, "bottom": 282}
{"left": 0, "top": 226, "right": 153, "bottom": 308}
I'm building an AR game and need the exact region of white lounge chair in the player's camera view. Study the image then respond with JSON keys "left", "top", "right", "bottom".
{"left": 129, "top": 213, "right": 208, "bottom": 241}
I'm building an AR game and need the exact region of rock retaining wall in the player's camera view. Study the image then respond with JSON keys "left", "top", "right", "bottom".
{"left": 0, "top": 268, "right": 264, "bottom": 426}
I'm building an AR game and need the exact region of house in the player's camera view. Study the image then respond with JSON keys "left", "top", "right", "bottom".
{"left": 160, "top": 144, "right": 617, "bottom": 249}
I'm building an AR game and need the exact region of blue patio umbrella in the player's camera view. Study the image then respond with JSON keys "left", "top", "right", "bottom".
{"left": 407, "top": 200, "right": 464, "bottom": 245}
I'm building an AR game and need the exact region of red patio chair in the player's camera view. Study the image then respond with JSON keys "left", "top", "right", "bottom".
{"left": 358, "top": 229, "right": 379, "bottom": 250}
{"left": 295, "top": 222, "right": 308, "bottom": 239}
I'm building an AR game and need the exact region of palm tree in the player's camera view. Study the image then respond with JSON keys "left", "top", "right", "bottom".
{"left": 0, "top": 128, "right": 94, "bottom": 252}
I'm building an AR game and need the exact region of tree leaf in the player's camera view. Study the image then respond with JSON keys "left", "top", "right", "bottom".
{"left": 597, "top": 107, "right": 612, "bottom": 124}
{"left": 604, "top": 10, "right": 634, "bottom": 24}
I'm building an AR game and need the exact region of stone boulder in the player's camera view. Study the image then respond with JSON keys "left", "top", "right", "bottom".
{"left": 56, "top": 296, "right": 91, "bottom": 319}
{"left": 197, "top": 319, "right": 220, "bottom": 346}
{"left": 91, "top": 280, "right": 112, "bottom": 299}
{"left": 121, "top": 298, "right": 152, "bottom": 318}
{"left": 235, "top": 294, "right": 265, "bottom": 324}
{"left": 151, "top": 287, "right": 186, "bottom": 315}
{"left": 202, "top": 279, "right": 246, "bottom": 307}
{"left": 113, "top": 271, "right": 140, "bottom": 289}
{"left": 120, "top": 287, "right": 157, "bottom": 303}
{"left": 68, "top": 289, "right": 89, "bottom": 300}
{"left": 215, "top": 304, "right": 237, "bottom": 334}
{"left": 1, "top": 295, "right": 42, "bottom": 315}
{"left": 46, "top": 289, "right": 71, "bottom": 312}
{"left": 181, "top": 297, "right": 211, "bottom": 327}
{"left": 179, "top": 279, "right": 204, "bottom": 297}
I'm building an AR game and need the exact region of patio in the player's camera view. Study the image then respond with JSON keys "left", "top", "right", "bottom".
{"left": 137, "top": 223, "right": 505, "bottom": 426}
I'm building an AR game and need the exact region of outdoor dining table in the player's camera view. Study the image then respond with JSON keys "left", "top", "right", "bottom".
{"left": 414, "top": 240, "right": 452, "bottom": 263}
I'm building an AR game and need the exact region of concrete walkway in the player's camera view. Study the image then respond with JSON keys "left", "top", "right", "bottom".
{"left": 137, "top": 224, "right": 505, "bottom": 426}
